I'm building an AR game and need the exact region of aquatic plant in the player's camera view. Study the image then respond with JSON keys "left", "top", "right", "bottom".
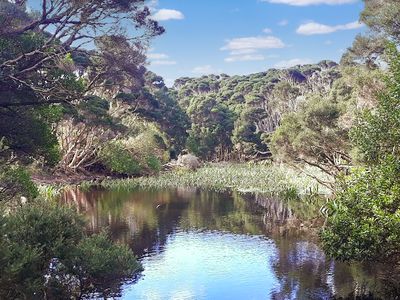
{"left": 95, "top": 163, "right": 330, "bottom": 197}
{"left": 37, "top": 184, "right": 64, "bottom": 201}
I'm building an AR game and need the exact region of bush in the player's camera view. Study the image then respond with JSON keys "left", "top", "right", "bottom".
{"left": 321, "top": 156, "right": 400, "bottom": 262}
{"left": 5, "top": 201, "right": 84, "bottom": 259}
{"left": 0, "top": 165, "right": 38, "bottom": 202}
{"left": 0, "top": 200, "right": 84, "bottom": 298}
{"left": 0, "top": 200, "right": 141, "bottom": 299}
{"left": 73, "top": 232, "right": 141, "bottom": 281}
{"left": 98, "top": 143, "right": 141, "bottom": 176}
{"left": 146, "top": 155, "right": 162, "bottom": 173}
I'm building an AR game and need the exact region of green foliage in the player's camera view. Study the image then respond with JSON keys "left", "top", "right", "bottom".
{"left": 0, "top": 165, "right": 38, "bottom": 201}
{"left": 146, "top": 155, "right": 162, "bottom": 173}
{"left": 141, "top": 72, "right": 190, "bottom": 152}
{"left": 6, "top": 201, "right": 84, "bottom": 259}
{"left": 76, "top": 96, "right": 113, "bottom": 126}
{"left": 0, "top": 107, "right": 60, "bottom": 165}
{"left": 321, "top": 156, "right": 400, "bottom": 262}
{"left": 73, "top": 232, "right": 141, "bottom": 281}
{"left": 186, "top": 95, "right": 234, "bottom": 159}
{"left": 351, "top": 44, "right": 400, "bottom": 164}
{"left": 271, "top": 90, "right": 351, "bottom": 184}
{"left": 341, "top": 34, "right": 386, "bottom": 69}
{"left": 322, "top": 46, "right": 400, "bottom": 263}
{"left": 361, "top": 0, "right": 400, "bottom": 43}
{"left": 99, "top": 143, "right": 141, "bottom": 176}
{"left": 174, "top": 62, "right": 339, "bottom": 160}
{"left": 0, "top": 200, "right": 84, "bottom": 298}
{"left": 232, "top": 107, "right": 267, "bottom": 157}
{"left": 0, "top": 200, "right": 141, "bottom": 298}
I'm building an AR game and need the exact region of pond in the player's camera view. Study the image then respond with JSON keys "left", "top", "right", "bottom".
{"left": 62, "top": 188, "right": 399, "bottom": 300}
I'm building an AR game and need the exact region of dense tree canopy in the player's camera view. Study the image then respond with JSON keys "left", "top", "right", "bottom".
{"left": 173, "top": 61, "right": 339, "bottom": 160}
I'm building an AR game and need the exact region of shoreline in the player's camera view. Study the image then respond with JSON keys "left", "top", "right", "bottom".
{"left": 32, "top": 172, "right": 126, "bottom": 186}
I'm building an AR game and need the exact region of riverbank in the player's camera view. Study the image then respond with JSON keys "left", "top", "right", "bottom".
{"left": 32, "top": 173, "right": 105, "bottom": 185}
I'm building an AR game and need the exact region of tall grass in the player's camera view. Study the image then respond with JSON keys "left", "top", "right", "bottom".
{"left": 93, "top": 163, "right": 330, "bottom": 197}
{"left": 37, "top": 184, "right": 65, "bottom": 201}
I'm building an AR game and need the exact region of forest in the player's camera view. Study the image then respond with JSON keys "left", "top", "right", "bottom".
{"left": 1, "top": 0, "right": 400, "bottom": 298}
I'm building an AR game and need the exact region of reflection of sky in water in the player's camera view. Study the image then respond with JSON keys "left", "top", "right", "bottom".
{"left": 63, "top": 188, "right": 397, "bottom": 299}
{"left": 122, "top": 231, "right": 279, "bottom": 300}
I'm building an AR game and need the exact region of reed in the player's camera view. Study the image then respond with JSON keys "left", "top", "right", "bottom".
{"left": 95, "top": 163, "right": 329, "bottom": 197}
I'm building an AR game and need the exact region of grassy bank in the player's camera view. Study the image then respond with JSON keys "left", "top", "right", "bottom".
{"left": 86, "top": 163, "right": 330, "bottom": 197}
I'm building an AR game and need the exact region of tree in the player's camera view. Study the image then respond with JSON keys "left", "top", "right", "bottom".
{"left": 341, "top": 34, "right": 386, "bottom": 70}
{"left": 174, "top": 62, "right": 339, "bottom": 160}
{"left": 351, "top": 44, "right": 400, "bottom": 164}
{"left": 186, "top": 95, "right": 234, "bottom": 160}
{"left": 0, "top": 1, "right": 164, "bottom": 174}
{"left": 270, "top": 88, "right": 352, "bottom": 189}
{"left": 0, "top": 0, "right": 163, "bottom": 108}
{"left": 322, "top": 45, "right": 400, "bottom": 262}
{"left": 361, "top": 0, "right": 400, "bottom": 43}
{"left": 321, "top": 157, "right": 400, "bottom": 262}
{"left": 232, "top": 107, "right": 268, "bottom": 160}
{"left": 55, "top": 96, "right": 117, "bottom": 173}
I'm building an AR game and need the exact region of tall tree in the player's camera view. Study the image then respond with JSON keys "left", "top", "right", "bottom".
{"left": 361, "top": 0, "right": 400, "bottom": 43}
{"left": 0, "top": 0, "right": 163, "bottom": 108}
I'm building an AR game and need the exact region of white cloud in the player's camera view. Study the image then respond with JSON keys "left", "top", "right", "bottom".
{"left": 278, "top": 19, "right": 289, "bottom": 26}
{"left": 151, "top": 60, "right": 177, "bottom": 66}
{"left": 263, "top": 28, "right": 273, "bottom": 33}
{"left": 147, "top": 53, "right": 169, "bottom": 60}
{"left": 296, "top": 20, "right": 364, "bottom": 35}
{"left": 274, "top": 58, "right": 313, "bottom": 68}
{"left": 266, "top": 54, "right": 280, "bottom": 58}
{"left": 152, "top": 9, "right": 184, "bottom": 21}
{"left": 324, "top": 40, "right": 333, "bottom": 45}
{"left": 264, "top": 0, "right": 357, "bottom": 6}
{"left": 192, "top": 65, "right": 222, "bottom": 75}
{"left": 221, "top": 36, "right": 285, "bottom": 51}
{"left": 148, "top": 0, "right": 159, "bottom": 11}
{"left": 225, "top": 54, "right": 266, "bottom": 62}
{"left": 229, "top": 49, "right": 258, "bottom": 55}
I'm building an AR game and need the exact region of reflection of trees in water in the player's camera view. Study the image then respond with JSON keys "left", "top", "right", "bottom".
{"left": 62, "top": 188, "right": 191, "bottom": 257}
{"left": 62, "top": 188, "right": 399, "bottom": 299}
{"left": 62, "top": 188, "right": 268, "bottom": 256}
{"left": 180, "top": 191, "right": 267, "bottom": 235}
{"left": 248, "top": 194, "right": 399, "bottom": 299}
{"left": 270, "top": 239, "right": 334, "bottom": 299}
{"left": 242, "top": 193, "right": 324, "bottom": 237}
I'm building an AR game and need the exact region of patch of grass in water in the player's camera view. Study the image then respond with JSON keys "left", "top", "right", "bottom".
{"left": 94, "top": 163, "right": 330, "bottom": 198}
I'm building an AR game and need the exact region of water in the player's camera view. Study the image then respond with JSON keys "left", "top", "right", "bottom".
{"left": 62, "top": 188, "right": 399, "bottom": 300}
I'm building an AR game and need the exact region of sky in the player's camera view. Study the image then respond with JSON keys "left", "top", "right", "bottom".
{"left": 146, "top": 0, "right": 366, "bottom": 86}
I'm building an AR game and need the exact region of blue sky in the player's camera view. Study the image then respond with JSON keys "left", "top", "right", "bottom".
{"left": 147, "top": 0, "right": 365, "bottom": 86}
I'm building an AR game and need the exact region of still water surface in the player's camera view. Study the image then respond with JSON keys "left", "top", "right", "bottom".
{"left": 62, "top": 188, "right": 398, "bottom": 300}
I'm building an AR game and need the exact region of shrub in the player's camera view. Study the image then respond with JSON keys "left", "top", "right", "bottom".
{"left": 321, "top": 156, "right": 400, "bottom": 262}
{"left": 73, "top": 232, "right": 141, "bottom": 281}
{"left": 98, "top": 143, "right": 141, "bottom": 176}
{"left": 0, "top": 165, "right": 38, "bottom": 202}
{"left": 0, "top": 200, "right": 141, "bottom": 298}
{"left": 146, "top": 155, "right": 162, "bottom": 173}
{"left": 0, "top": 200, "right": 84, "bottom": 298}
